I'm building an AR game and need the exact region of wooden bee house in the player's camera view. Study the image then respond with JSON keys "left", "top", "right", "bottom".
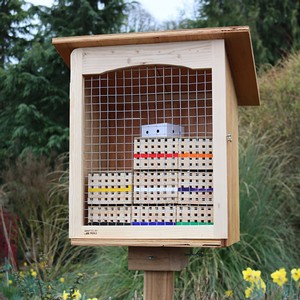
{"left": 53, "top": 26, "right": 259, "bottom": 248}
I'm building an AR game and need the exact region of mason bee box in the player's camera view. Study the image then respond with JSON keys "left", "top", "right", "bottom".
{"left": 53, "top": 27, "right": 259, "bottom": 247}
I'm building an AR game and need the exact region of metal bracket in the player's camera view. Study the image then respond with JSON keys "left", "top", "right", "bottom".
{"left": 226, "top": 133, "right": 232, "bottom": 142}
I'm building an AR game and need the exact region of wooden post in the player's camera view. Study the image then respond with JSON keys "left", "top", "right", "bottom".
{"left": 128, "top": 247, "right": 188, "bottom": 300}
{"left": 144, "top": 271, "right": 174, "bottom": 300}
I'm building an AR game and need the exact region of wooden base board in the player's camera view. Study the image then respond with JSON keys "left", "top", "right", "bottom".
{"left": 71, "top": 238, "right": 225, "bottom": 248}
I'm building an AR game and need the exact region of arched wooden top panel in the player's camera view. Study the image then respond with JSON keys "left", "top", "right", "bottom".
{"left": 84, "top": 63, "right": 212, "bottom": 97}
{"left": 78, "top": 40, "right": 214, "bottom": 76}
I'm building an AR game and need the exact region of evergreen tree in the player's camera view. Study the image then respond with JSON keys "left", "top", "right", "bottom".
{"left": 38, "top": 0, "right": 127, "bottom": 37}
{"left": 0, "top": 0, "right": 128, "bottom": 169}
{"left": 0, "top": 0, "right": 34, "bottom": 67}
{"left": 191, "top": 0, "right": 300, "bottom": 65}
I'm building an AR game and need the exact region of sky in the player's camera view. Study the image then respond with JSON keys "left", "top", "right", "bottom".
{"left": 29, "top": 0, "right": 196, "bottom": 22}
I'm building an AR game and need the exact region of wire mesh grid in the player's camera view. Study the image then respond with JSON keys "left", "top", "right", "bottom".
{"left": 84, "top": 65, "right": 213, "bottom": 226}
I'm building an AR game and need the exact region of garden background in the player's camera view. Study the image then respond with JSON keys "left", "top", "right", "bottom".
{"left": 0, "top": 0, "right": 299, "bottom": 299}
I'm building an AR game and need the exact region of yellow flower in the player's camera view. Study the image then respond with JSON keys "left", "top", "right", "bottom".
{"left": 59, "top": 277, "right": 65, "bottom": 283}
{"left": 8, "top": 280, "right": 12, "bottom": 285}
{"left": 31, "top": 270, "right": 37, "bottom": 278}
{"left": 62, "top": 291, "right": 69, "bottom": 300}
{"left": 87, "top": 298, "right": 98, "bottom": 300}
{"left": 242, "top": 267, "right": 261, "bottom": 283}
{"left": 259, "top": 279, "right": 266, "bottom": 293}
{"left": 291, "top": 268, "right": 300, "bottom": 282}
{"left": 23, "top": 262, "right": 27, "bottom": 267}
{"left": 72, "top": 289, "right": 81, "bottom": 299}
{"left": 19, "top": 271, "right": 25, "bottom": 278}
{"left": 271, "top": 268, "right": 288, "bottom": 287}
{"left": 245, "top": 286, "right": 253, "bottom": 298}
{"left": 225, "top": 290, "right": 233, "bottom": 297}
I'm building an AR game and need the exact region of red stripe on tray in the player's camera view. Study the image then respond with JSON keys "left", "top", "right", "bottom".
{"left": 134, "top": 153, "right": 179, "bottom": 158}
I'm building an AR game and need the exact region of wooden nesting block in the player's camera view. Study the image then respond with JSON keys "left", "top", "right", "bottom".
{"left": 134, "top": 138, "right": 178, "bottom": 170}
{"left": 131, "top": 205, "right": 177, "bottom": 224}
{"left": 133, "top": 171, "right": 178, "bottom": 204}
{"left": 176, "top": 205, "right": 214, "bottom": 224}
{"left": 87, "top": 172, "right": 132, "bottom": 205}
{"left": 178, "top": 138, "right": 213, "bottom": 170}
{"left": 87, "top": 205, "right": 131, "bottom": 225}
{"left": 178, "top": 172, "right": 213, "bottom": 204}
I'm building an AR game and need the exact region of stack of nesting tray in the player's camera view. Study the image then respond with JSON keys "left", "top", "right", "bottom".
{"left": 87, "top": 137, "right": 213, "bottom": 225}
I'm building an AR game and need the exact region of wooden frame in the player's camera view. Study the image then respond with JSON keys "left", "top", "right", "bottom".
{"left": 53, "top": 27, "right": 259, "bottom": 248}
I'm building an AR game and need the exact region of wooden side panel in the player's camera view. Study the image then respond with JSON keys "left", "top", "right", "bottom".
{"left": 69, "top": 49, "right": 84, "bottom": 238}
{"left": 212, "top": 40, "right": 228, "bottom": 238}
{"left": 225, "top": 55, "right": 240, "bottom": 246}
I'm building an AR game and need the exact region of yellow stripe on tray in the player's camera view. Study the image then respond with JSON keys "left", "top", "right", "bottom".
{"left": 88, "top": 185, "right": 132, "bottom": 193}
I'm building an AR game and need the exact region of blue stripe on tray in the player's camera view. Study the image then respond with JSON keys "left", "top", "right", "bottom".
{"left": 178, "top": 187, "right": 213, "bottom": 192}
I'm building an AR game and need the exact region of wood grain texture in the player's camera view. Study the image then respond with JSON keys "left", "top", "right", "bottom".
{"left": 81, "top": 41, "right": 213, "bottom": 75}
{"left": 144, "top": 271, "right": 174, "bottom": 300}
{"left": 71, "top": 238, "right": 225, "bottom": 247}
{"left": 52, "top": 27, "right": 259, "bottom": 106}
{"left": 212, "top": 40, "right": 228, "bottom": 239}
{"left": 128, "top": 247, "right": 188, "bottom": 271}
{"left": 225, "top": 55, "right": 240, "bottom": 246}
{"left": 69, "top": 49, "right": 84, "bottom": 237}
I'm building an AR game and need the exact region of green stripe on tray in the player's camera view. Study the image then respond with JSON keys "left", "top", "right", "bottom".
{"left": 176, "top": 222, "right": 214, "bottom": 225}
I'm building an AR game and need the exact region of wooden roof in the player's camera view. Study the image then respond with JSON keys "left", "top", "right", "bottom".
{"left": 52, "top": 26, "right": 259, "bottom": 106}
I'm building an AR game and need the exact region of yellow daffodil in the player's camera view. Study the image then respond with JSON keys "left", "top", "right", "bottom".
{"left": 59, "top": 277, "right": 65, "bottom": 283}
{"left": 225, "top": 290, "right": 233, "bottom": 298}
{"left": 245, "top": 286, "right": 253, "bottom": 298}
{"left": 62, "top": 291, "right": 69, "bottom": 300}
{"left": 19, "top": 271, "right": 25, "bottom": 278}
{"left": 71, "top": 289, "right": 81, "bottom": 299}
{"left": 271, "top": 268, "right": 288, "bottom": 286}
{"left": 31, "top": 270, "right": 37, "bottom": 278}
{"left": 259, "top": 279, "right": 266, "bottom": 293}
{"left": 291, "top": 268, "right": 300, "bottom": 282}
{"left": 242, "top": 267, "right": 261, "bottom": 283}
{"left": 23, "top": 262, "right": 27, "bottom": 267}
{"left": 8, "top": 279, "right": 12, "bottom": 285}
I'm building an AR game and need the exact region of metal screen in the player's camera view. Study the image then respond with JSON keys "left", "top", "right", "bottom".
{"left": 84, "top": 65, "right": 213, "bottom": 226}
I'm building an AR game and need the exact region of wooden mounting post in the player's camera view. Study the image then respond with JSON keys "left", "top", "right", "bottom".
{"left": 128, "top": 247, "right": 189, "bottom": 300}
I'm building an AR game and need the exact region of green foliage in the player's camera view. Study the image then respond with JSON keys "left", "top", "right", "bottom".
{"left": 0, "top": 0, "right": 129, "bottom": 169}
{"left": 189, "top": 0, "right": 300, "bottom": 65}
{"left": 0, "top": 0, "right": 34, "bottom": 67}
{"left": 1, "top": 268, "right": 91, "bottom": 300}
{"left": 240, "top": 52, "right": 300, "bottom": 226}
{"left": 1, "top": 155, "right": 89, "bottom": 279}
{"left": 78, "top": 247, "right": 143, "bottom": 299}
{"left": 38, "top": 0, "right": 128, "bottom": 37}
